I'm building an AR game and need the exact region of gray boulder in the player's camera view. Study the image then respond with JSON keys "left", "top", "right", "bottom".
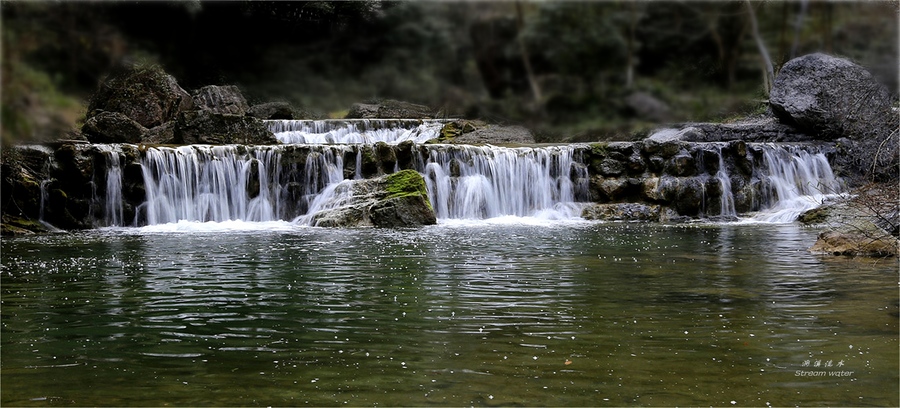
{"left": 346, "top": 103, "right": 380, "bottom": 119}
{"left": 193, "top": 85, "right": 250, "bottom": 115}
{"left": 82, "top": 111, "right": 148, "bottom": 144}
{"left": 87, "top": 64, "right": 194, "bottom": 129}
{"left": 174, "top": 111, "right": 278, "bottom": 145}
{"left": 311, "top": 169, "right": 437, "bottom": 228}
{"left": 770, "top": 53, "right": 895, "bottom": 140}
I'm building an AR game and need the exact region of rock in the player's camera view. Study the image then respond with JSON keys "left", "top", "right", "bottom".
{"left": 346, "top": 100, "right": 435, "bottom": 119}
{"left": 87, "top": 64, "right": 194, "bottom": 128}
{"left": 582, "top": 203, "right": 661, "bottom": 221}
{"left": 681, "top": 116, "right": 813, "bottom": 143}
{"left": 453, "top": 125, "right": 535, "bottom": 144}
{"left": 311, "top": 169, "right": 436, "bottom": 228}
{"left": 192, "top": 85, "right": 250, "bottom": 115}
{"left": 770, "top": 53, "right": 894, "bottom": 141}
{"left": 665, "top": 152, "right": 696, "bottom": 176}
{"left": 82, "top": 111, "right": 148, "bottom": 144}
{"left": 624, "top": 91, "right": 671, "bottom": 122}
{"left": 643, "top": 128, "right": 690, "bottom": 157}
{"left": 174, "top": 111, "right": 278, "bottom": 145}
{"left": 810, "top": 230, "right": 897, "bottom": 257}
{"left": 143, "top": 122, "right": 176, "bottom": 144}
{"left": 346, "top": 103, "right": 380, "bottom": 119}
{"left": 247, "top": 102, "right": 294, "bottom": 120}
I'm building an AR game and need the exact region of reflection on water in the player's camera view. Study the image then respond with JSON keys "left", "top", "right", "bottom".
{"left": 2, "top": 223, "right": 897, "bottom": 406}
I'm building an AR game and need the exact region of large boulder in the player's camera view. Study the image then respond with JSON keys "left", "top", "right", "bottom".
{"left": 87, "top": 64, "right": 194, "bottom": 128}
{"left": 311, "top": 169, "right": 437, "bottom": 228}
{"left": 770, "top": 53, "right": 893, "bottom": 140}
{"left": 174, "top": 111, "right": 278, "bottom": 145}
{"left": 192, "top": 85, "right": 250, "bottom": 115}
{"left": 82, "top": 111, "right": 148, "bottom": 144}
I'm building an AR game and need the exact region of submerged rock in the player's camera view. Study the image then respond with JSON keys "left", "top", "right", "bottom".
{"left": 312, "top": 169, "right": 436, "bottom": 228}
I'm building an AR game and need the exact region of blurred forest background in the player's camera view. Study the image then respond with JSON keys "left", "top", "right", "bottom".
{"left": 2, "top": 0, "right": 897, "bottom": 144}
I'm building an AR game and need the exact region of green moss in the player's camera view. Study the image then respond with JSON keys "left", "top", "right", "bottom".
{"left": 384, "top": 169, "right": 432, "bottom": 210}
{"left": 590, "top": 142, "right": 609, "bottom": 157}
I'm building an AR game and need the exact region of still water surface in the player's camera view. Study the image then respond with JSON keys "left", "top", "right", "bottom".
{"left": 2, "top": 222, "right": 897, "bottom": 406}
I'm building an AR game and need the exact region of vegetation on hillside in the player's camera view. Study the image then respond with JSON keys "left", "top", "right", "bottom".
{"left": 2, "top": 1, "right": 897, "bottom": 145}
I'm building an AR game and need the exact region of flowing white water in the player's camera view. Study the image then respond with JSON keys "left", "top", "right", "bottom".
{"left": 137, "top": 145, "right": 285, "bottom": 224}
{"left": 751, "top": 145, "right": 844, "bottom": 223}
{"left": 716, "top": 146, "right": 737, "bottom": 218}
{"left": 93, "top": 145, "right": 125, "bottom": 226}
{"left": 268, "top": 119, "right": 447, "bottom": 144}
{"left": 417, "top": 145, "right": 590, "bottom": 220}
{"left": 84, "top": 129, "right": 842, "bottom": 228}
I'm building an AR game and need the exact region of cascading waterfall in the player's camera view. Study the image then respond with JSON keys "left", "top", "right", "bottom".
{"left": 93, "top": 145, "right": 125, "bottom": 226}
{"left": 268, "top": 119, "right": 447, "bottom": 144}
{"left": 137, "top": 145, "right": 284, "bottom": 224}
{"left": 77, "top": 124, "right": 844, "bottom": 227}
{"left": 417, "top": 145, "right": 589, "bottom": 219}
{"left": 715, "top": 146, "right": 737, "bottom": 218}
{"left": 753, "top": 145, "right": 844, "bottom": 222}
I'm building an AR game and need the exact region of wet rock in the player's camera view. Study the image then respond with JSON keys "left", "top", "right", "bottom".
{"left": 582, "top": 203, "right": 661, "bottom": 222}
{"left": 665, "top": 152, "right": 696, "bottom": 176}
{"left": 87, "top": 64, "right": 194, "bottom": 128}
{"left": 174, "top": 111, "right": 278, "bottom": 145}
{"left": 311, "top": 169, "right": 436, "bottom": 228}
{"left": 192, "top": 85, "right": 250, "bottom": 115}
{"left": 82, "top": 111, "right": 148, "bottom": 144}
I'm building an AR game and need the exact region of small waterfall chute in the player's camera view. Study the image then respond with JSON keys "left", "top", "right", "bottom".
{"left": 751, "top": 145, "right": 844, "bottom": 223}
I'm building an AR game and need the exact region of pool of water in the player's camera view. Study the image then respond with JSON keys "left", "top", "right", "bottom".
{"left": 2, "top": 221, "right": 897, "bottom": 406}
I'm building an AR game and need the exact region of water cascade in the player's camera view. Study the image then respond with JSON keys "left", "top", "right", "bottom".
{"left": 753, "top": 145, "right": 844, "bottom": 222}
{"left": 27, "top": 123, "right": 846, "bottom": 228}
{"left": 268, "top": 119, "right": 448, "bottom": 144}
{"left": 715, "top": 146, "right": 737, "bottom": 218}
{"left": 92, "top": 145, "right": 125, "bottom": 227}
{"left": 134, "top": 143, "right": 589, "bottom": 225}
{"left": 418, "top": 145, "right": 590, "bottom": 219}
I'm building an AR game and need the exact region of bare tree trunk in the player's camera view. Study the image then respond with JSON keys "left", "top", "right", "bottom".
{"left": 745, "top": 0, "right": 775, "bottom": 96}
{"left": 515, "top": 0, "right": 542, "bottom": 104}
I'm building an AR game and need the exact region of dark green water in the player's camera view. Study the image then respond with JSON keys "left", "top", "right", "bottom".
{"left": 2, "top": 222, "right": 897, "bottom": 406}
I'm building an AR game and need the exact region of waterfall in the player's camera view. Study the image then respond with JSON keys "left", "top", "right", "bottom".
{"left": 137, "top": 145, "right": 284, "bottom": 224}
{"left": 93, "top": 145, "right": 125, "bottom": 226}
{"left": 752, "top": 145, "right": 844, "bottom": 222}
{"left": 417, "top": 145, "right": 589, "bottom": 220}
{"left": 716, "top": 146, "right": 737, "bottom": 218}
{"left": 267, "top": 119, "right": 447, "bottom": 144}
